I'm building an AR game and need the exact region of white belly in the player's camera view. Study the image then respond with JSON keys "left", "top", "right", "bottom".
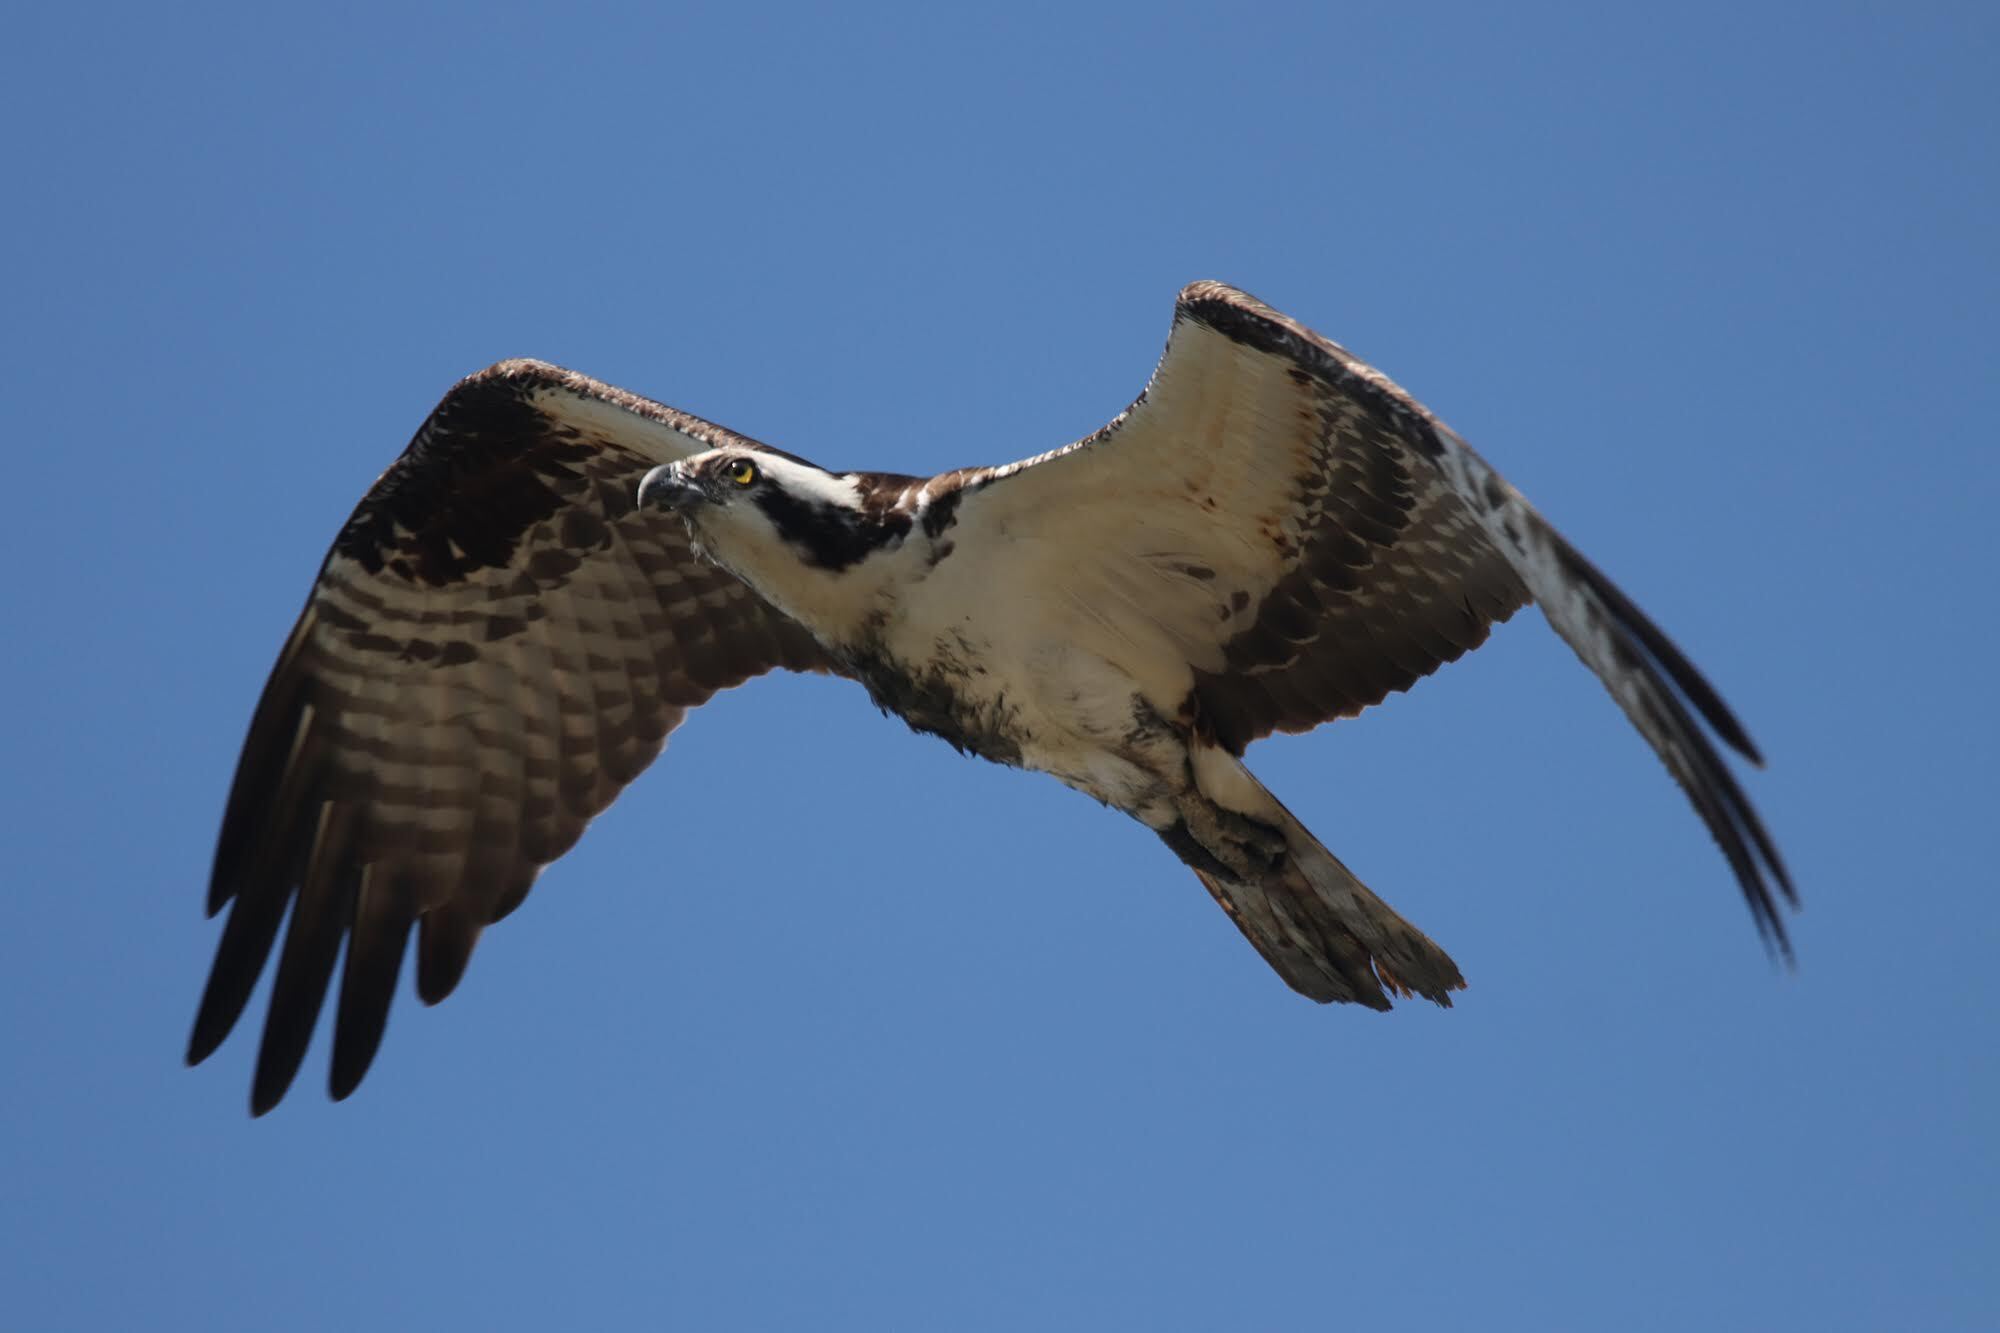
{"left": 869, "top": 562, "right": 1196, "bottom": 822}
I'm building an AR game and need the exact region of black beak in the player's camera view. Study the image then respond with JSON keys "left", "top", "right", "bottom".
{"left": 637, "top": 464, "right": 700, "bottom": 513}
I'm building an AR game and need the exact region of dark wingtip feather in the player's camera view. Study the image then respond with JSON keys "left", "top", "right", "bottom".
{"left": 1566, "top": 540, "right": 1799, "bottom": 959}
{"left": 1556, "top": 541, "right": 1767, "bottom": 768}
{"left": 415, "top": 906, "right": 483, "bottom": 1006}
{"left": 249, "top": 856, "right": 360, "bottom": 1116}
{"left": 186, "top": 882, "right": 296, "bottom": 1068}
{"left": 250, "top": 1053, "right": 299, "bottom": 1118}
{"left": 329, "top": 889, "right": 414, "bottom": 1102}
{"left": 209, "top": 617, "right": 322, "bottom": 917}
{"left": 1659, "top": 671, "right": 1796, "bottom": 959}
{"left": 186, "top": 1008, "right": 231, "bottom": 1070}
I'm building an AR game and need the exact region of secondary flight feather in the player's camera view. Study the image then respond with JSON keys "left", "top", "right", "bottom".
{"left": 191, "top": 282, "right": 1794, "bottom": 1113}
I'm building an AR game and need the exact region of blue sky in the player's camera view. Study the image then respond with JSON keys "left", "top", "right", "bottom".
{"left": 3, "top": 3, "right": 1994, "bottom": 1328}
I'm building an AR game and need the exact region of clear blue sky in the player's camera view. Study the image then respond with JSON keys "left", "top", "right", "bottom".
{"left": 3, "top": 3, "right": 1994, "bottom": 1329}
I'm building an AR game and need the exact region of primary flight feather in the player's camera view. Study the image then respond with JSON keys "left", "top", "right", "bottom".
{"left": 191, "top": 282, "right": 1794, "bottom": 1113}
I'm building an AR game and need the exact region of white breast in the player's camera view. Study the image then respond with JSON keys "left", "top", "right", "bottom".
{"left": 873, "top": 526, "right": 1197, "bottom": 816}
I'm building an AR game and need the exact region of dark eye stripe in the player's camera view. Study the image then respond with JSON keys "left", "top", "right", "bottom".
{"left": 752, "top": 486, "right": 911, "bottom": 571}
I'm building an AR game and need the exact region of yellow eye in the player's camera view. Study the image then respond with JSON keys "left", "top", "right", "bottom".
{"left": 728, "top": 459, "right": 759, "bottom": 487}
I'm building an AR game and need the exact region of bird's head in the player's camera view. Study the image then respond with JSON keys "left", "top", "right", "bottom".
{"left": 638, "top": 449, "right": 917, "bottom": 640}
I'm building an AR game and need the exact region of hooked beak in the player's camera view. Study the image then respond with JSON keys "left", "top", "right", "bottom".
{"left": 637, "top": 463, "right": 701, "bottom": 514}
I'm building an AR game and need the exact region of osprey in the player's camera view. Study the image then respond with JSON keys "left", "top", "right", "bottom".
{"left": 192, "top": 282, "right": 1793, "bottom": 1113}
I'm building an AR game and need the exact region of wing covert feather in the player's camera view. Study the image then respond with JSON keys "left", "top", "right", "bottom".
{"left": 192, "top": 361, "right": 829, "bottom": 1113}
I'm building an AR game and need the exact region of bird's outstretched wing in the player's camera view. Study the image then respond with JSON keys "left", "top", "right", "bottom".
{"left": 956, "top": 281, "right": 1794, "bottom": 950}
{"left": 192, "top": 360, "right": 829, "bottom": 1113}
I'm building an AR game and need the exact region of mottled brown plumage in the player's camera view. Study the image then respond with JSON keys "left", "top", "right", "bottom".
{"left": 193, "top": 364, "right": 826, "bottom": 1113}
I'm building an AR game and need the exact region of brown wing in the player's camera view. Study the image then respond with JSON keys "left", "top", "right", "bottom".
{"left": 191, "top": 360, "right": 830, "bottom": 1114}
{"left": 1145, "top": 286, "right": 1533, "bottom": 746}
{"left": 1186, "top": 371, "right": 1531, "bottom": 751}
{"left": 958, "top": 281, "right": 1793, "bottom": 952}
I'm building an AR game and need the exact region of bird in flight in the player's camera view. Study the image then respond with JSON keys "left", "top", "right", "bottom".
{"left": 190, "top": 282, "right": 1794, "bottom": 1113}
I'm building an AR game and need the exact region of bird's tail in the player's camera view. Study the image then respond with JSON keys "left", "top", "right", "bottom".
{"left": 1183, "top": 783, "right": 1466, "bottom": 1009}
